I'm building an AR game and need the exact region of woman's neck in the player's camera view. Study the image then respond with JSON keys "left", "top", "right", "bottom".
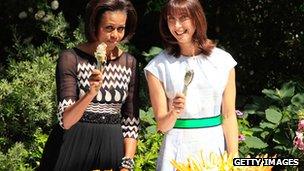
{"left": 179, "top": 42, "right": 200, "bottom": 57}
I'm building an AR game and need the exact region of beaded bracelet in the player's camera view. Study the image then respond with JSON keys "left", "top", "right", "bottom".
{"left": 120, "top": 157, "right": 134, "bottom": 171}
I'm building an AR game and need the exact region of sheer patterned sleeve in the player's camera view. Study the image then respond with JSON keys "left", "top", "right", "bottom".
{"left": 56, "top": 50, "right": 78, "bottom": 128}
{"left": 121, "top": 56, "right": 140, "bottom": 139}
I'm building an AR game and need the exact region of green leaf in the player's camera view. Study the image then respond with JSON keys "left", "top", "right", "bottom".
{"left": 244, "top": 136, "right": 268, "bottom": 149}
{"left": 146, "top": 125, "right": 157, "bottom": 134}
{"left": 280, "top": 114, "right": 290, "bottom": 123}
{"left": 251, "top": 127, "right": 263, "bottom": 132}
{"left": 265, "top": 109, "right": 282, "bottom": 124}
{"left": 241, "top": 130, "right": 253, "bottom": 136}
{"left": 140, "top": 108, "right": 156, "bottom": 125}
{"left": 279, "top": 81, "right": 295, "bottom": 99}
{"left": 291, "top": 93, "right": 304, "bottom": 107}
{"left": 142, "top": 46, "right": 162, "bottom": 57}
{"left": 262, "top": 89, "right": 281, "bottom": 101}
{"left": 260, "top": 122, "right": 276, "bottom": 129}
{"left": 260, "top": 131, "right": 269, "bottom": 139}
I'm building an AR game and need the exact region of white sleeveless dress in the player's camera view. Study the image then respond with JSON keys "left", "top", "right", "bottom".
{"left": 144, "top": 47, "right": 237, "bottom": 171}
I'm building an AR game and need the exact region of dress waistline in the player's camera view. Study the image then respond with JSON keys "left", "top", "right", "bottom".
{"left": 79, "top": 112, "right": 121, "bottom": 124}
{"left": 173, "top": 115, "right": 222, "bottom": 129}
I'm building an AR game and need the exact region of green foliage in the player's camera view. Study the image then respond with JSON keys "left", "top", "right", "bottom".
{"left": 26, "top": 129, "right": 48, "bottom": 168}
{"left": 0, "top": 143, "right": 33, "bottom": 171}
{"left": 142, "top": 46, "right": 163, "bottom": 61}
{"left": 5, "top": 26, "right": 60, "bottom": 62}
{"left": 239, "top": 81, "right": 304, "bottom": 163}
{"left": 41, "top": 13, "right": 86, "bottom": 49}
{"left": 265, "top": 109, "right": 282, "bottom": 124}
{"left": 0, "top": 1, "right": 86, "bottom": 169}
{"left": 0, "top": 56, "right": 56, "bottom": 150}
{"left": 134, "top": 108, "right": 163, "bottom": 170}
{"left": 243, "top": 136, "right": 268, "bottom": 149}
{"left": 41, "top": 12, "right": 67, "bottom": 41}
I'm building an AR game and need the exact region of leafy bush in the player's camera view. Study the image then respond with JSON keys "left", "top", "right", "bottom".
{"left": 238, "top": 81, "right": 304, "bottom": 169}
{"left": 40, "top": 12, "right": 85, "bottom": 49}
{"left": 134, "top": 108, "right": 163, "bottom": 171}
{"left": 26, "top": 128, "right": 48, "bottom": 168}
{"left": 0, "top": 143, "right": 33, "bottom": 171}
{"left": 0, "top": 55, "right": 56, "bottom": 151}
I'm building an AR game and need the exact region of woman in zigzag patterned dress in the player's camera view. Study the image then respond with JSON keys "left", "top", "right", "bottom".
{"left": 38, "top": 0, "right": 139, "bottom": 170}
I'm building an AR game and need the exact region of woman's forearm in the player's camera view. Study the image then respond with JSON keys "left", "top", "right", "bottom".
{"left": 123, "top": 138, "right": 137, "bottom": 158}
{"left": 221, "top": 68, "right": 238, "bottom": 155}
{"left": 222, "top": 113, "right": 239, "bottom": 155}
{"left": 156, "top": 111, "right": 178, "bottom": 133}
{"left": 62, "top": 91, "right": 96, "bottom": 129}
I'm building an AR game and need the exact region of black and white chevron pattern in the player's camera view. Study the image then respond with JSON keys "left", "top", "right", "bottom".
{"left": 86, "top": 103, "right": 122, "bottom": 114}
{"left": 57, "top": 99, "right": 75, "bottom": 128}
{"left": 76, "top": 63, "right": 131, "bottom": 89}
{"left": 77, "top": 63, "right": 95, "bottom": 88}
{"left": 76, "top": 63, "right": 132, "bottom": 103}
{"left": 121, "top": 117, "right": 140, "bottom": 139}
{"left": 102, "top": 64, "right": 131, "bottom": 90}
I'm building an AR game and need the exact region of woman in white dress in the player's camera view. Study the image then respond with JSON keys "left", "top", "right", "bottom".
{"left": 144, "top": 0, "right": 238, "bottom": 170}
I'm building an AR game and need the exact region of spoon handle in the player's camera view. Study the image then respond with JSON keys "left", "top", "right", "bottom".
{"left": 182, "top": 85, "right": 188, "bottom": 96}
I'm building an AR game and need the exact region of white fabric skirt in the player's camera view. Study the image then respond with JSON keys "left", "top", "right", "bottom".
{"left": 156, "top": 125, "right": 225, "bottom": 171}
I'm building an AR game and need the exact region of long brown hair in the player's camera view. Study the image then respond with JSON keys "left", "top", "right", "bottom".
{"left": 159, "top": 0, "right": 215, "bottom": 57}
{"left": 85, "top": 0, "right": 137, "bottom": 42}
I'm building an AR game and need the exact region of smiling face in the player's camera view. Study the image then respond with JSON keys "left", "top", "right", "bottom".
{"left": 97, "top": 10, "right": 127, "bottom": 51}
{"left": 167, "top": 11, "right": 196, "bottom": 46}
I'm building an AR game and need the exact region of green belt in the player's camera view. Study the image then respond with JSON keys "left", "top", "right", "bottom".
{"left": 173, "top": 115, "right": 222, "bottom": 129}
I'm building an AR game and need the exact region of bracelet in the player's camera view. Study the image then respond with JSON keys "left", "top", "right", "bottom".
{"left": 120, "top": 156, "right": 134, "bottom": 171}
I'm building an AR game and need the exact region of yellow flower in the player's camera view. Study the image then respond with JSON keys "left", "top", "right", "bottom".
{"left": 297, "top": 109, "right": 304, "bottom": 119}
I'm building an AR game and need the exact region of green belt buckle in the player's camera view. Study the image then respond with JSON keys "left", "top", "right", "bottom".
{"left": 173, "top": 115, "right": 222, "bottom": 129}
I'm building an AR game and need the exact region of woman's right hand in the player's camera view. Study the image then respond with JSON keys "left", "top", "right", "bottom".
{"left": 88, "top": 69, "right": 103, "bottom": 95}
{"left": 170, "top": 93, "right": 186, "bottom": 116}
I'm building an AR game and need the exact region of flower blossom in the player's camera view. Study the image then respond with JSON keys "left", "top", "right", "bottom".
{"left": 238, "top": 134, "right": 245, "bottom": 142}
{"left": 297, "top": 120, "right": 304, "bottom": 131}
{"left": 235, "top": 110, "right": 244, "bottom": 118}
{"left": 293, "top": 131, "right": 304, "bottom": 151}
{"left": 94, "top": 42, "right": 107, "bottom": 71}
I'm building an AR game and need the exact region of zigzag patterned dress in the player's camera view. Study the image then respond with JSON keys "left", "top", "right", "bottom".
{"left": 38, "top": 48, "right": 139, "bottom": 171}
